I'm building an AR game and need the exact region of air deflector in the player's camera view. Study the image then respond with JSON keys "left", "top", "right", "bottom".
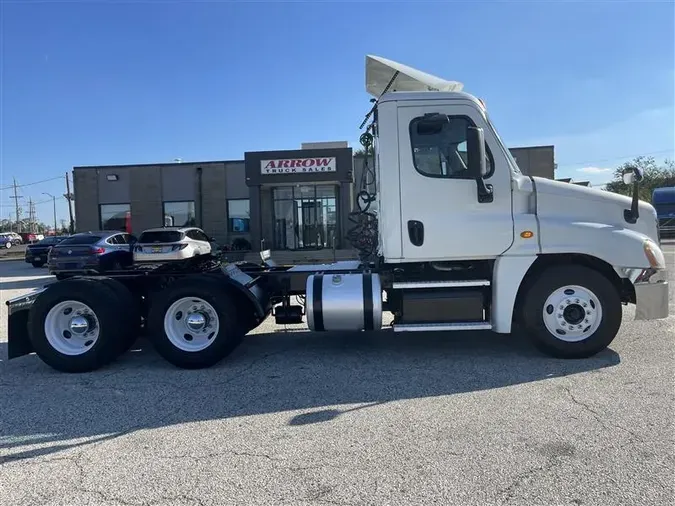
{"left": 365, "top": 55, "right": 464, "bottom": 97}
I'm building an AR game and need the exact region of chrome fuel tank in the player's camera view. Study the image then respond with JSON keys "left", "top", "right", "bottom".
{"left": 306, "top": 272, "right": 383, "bottom": 331}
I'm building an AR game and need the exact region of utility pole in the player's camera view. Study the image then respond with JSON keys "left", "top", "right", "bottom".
{"left": 10, "top": 178, "right": 24, "bottom": 232}
{"left": 30, "top": 200, "right": 37, "bottom": 233}
{"left": 43, "top": 192, "right": 57, "bottom": 234}
{"left": 28, "top": 198, "right": 33, "bottom": 232}
{"left": 64, "top": 172, "right": 75, "bottom": 234}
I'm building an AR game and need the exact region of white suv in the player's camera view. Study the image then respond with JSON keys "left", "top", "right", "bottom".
{"left": 133, "top": 227, "right": 213, "bottom": 263}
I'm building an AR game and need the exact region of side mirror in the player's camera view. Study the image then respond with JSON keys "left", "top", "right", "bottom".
{"left": 466, "top": 126, "right": 493, "bottom": 203}
{"left": 622, "top": 166, "right": 643, "bottom": 185}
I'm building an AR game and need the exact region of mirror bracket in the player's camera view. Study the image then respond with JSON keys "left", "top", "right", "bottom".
{"left": 477, "top": 182, "right": 494, "bottom": 203}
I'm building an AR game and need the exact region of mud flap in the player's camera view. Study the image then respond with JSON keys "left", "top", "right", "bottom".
{"left": 8, "top": 309, "right": 32, "bottom": 359}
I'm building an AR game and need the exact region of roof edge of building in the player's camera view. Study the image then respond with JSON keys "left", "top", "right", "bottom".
{"left": 73, "top": 159, "right": 245, "bottom": 170}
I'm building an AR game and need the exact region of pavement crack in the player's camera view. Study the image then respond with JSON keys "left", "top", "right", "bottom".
{"left": 499, "top": 458, "right": 558, "bottom": 503}
{"left": 562, "top": 385, "right": 645, "bottom": 442}
{"left": 73, "top": 486, "right": 138, "bottom": 506}
{"left": 158, "top": 449, "right": 281, "bottom": 464}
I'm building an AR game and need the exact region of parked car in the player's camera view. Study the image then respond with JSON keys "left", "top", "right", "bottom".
{"left": 48, "top": 231, "right": 137, "bottom": 278}
{"left": 19, "top": 232, "right": 38, "bottom": 244}
{"left": 25, "top": 235, "right": 68, "bottom": 267}
{"left": 133, "top": 227, "right": 213, "bottom": 263}
{"left": 0, "top": 232, "right": 22, "bottom": 248}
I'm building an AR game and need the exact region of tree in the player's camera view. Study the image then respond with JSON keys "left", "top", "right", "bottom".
{"left": 604, "top": 156, "right": 675, "bottom": 203}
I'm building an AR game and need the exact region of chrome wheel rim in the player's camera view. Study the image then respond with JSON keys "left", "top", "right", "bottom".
{"left": 44, "top": 300, "right": 101, "bottom": 355}
{"left": 163, "top": 297, "right": 219, "bottom": 352}
{"left": 542, "top": 285, "right": 602, "bottom": 342}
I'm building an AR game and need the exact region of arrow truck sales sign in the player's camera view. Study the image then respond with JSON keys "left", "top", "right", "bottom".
{"left": 261, "top": 157, "right": 337, "bottom": 175}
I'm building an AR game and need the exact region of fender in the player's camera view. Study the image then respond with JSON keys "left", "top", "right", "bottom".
{"left": 492, "top": 221, "right": 657, "bottom": 334}
{"left": 220, "top": 263, "right": 273, "bottom": 319}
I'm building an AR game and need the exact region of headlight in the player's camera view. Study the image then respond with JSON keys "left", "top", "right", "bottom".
{"left": 644, "top": 239, "right": 666, "bottom": 270}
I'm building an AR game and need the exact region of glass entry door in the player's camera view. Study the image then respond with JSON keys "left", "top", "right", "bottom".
{"left": 272, "top": 185, "right": 338, "bottom": 250}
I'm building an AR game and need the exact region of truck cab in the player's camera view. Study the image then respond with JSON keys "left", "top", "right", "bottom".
{"left": 363, "top": 55, "right": 668, "bottom": 342}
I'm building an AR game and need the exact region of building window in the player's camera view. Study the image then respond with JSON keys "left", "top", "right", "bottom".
{"left": 163, "top": 201, "right": 196, "bottom": 227}
{"left": 228, "top": 199, "right": 250, "bottom": 233}
{"left": 100, "top": 204, "right": 131, "bottom": 233}
{"left": 409, "top": 115, "right": 494, "bottom": 179}
{"left": 272, "top": 185, "right": 338, "bottom": 250}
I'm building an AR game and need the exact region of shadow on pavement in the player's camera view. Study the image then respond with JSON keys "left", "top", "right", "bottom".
{"left": 0, "top": 329, "right": 621, "bottom": 462}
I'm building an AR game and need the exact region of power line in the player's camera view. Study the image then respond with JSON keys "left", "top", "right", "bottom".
{"left": 0, "top": 176, "right": 64, "bottom": 192}
{"left": 0, "top": 195, "right": 65, "bottom": 208}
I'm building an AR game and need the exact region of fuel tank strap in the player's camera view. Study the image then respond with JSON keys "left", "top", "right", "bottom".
{"left": 363, "top": 273, "right": 374, "bottom": 330}
{"left": 312, "top": 274, "right": 324, "bottom": 331}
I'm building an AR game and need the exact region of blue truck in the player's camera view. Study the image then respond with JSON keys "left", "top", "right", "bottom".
{"left": 653, "top": 186, "right": 675, "bottom": 239}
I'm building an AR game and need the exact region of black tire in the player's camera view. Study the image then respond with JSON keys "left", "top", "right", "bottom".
{"left": 32, "top": 261, "right": 45, "bottom": 268}
{"left": 81, "top": 277, "right": 141, "bottom": 355}
{"left": 520, "top": 265, "right": 622, "bottom": 359}
{"left": 147, "top": 275, "right": 245, "bottom": 369}
{"left": 54, "top": 273, "right": 70, "bottom": 281}
{"left": 27, "top": 278, "right": 126, "bottom": 373}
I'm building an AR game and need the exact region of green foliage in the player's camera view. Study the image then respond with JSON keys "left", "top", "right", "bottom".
{"left": 604, "top": 156, "right": 675, "bottom": 203}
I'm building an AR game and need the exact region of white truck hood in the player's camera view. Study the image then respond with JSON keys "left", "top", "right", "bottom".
{"left": 533, "top": 177, "right": 659, "bottom": 243}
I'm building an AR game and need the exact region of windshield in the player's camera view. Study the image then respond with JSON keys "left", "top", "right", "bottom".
{"left": 139, "top": 231, "right": 184, "bottom": 243}
{"left": 38, "top": 236, "right": 65, "bottom": 245}
{"left": 484, "top": 112, "right": 521, "bottom": 175}
{"left": 57, "top": 235, "right": 102, "bottom": 245}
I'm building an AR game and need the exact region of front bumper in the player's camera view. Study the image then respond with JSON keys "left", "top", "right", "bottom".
{"left": 633, "top": 269, "right": 669, "bottom": 320}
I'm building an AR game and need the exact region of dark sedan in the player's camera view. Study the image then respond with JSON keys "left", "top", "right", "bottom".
{"left": 25, "top": 236, "right": 69, "bottom": 267}
{"left": 48, "top": 231, "right": 137, "bottom": 278}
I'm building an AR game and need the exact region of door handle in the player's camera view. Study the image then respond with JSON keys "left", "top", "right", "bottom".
{"left": 407, "top": 220, "right": 424, "bottom": 247}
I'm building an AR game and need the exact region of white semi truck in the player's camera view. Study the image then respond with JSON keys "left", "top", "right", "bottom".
{"left": 6, "top": 55, "right": 670, "bottom": 373}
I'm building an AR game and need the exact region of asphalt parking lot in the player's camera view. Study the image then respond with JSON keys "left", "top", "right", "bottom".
{"left": 1, "top": 244, "right": 674, "bottom": 506}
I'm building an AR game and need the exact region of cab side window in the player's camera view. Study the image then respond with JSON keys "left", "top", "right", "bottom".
{"left": 410, "top": 114, "right": 494, "bottom": 179}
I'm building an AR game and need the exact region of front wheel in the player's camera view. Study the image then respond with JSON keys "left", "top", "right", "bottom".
{"left": 147, "top": 275, "right": 245, "bottom": 369}
{"left": 32, "top": 261, "right": 45, "bottom": 268}
{"left": 5, "top": 242, "right": 12, "bottom": 249}
{"left": 520, "top": 265, "right": 622, "bottom": 359}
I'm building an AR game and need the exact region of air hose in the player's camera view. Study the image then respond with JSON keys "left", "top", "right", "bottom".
{"left": 347, "top": 132, "right": 379, "bottom": 262}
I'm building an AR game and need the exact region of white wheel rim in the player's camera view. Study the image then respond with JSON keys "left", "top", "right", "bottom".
{"left": 5, "top": 242, "right": 11, "bottom": 248}
{"left": 44, "top": 300, "right": 101, "bottom": 355}
{"left": 542, "top": 285, "right": 603, "bottom": 342}
{"left": 163, "top": 296, "right": 219, "bottom": 352}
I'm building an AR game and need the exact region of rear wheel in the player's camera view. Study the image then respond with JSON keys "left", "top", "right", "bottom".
{"left": 27, "top": 279, "right": 126, "bottom": 372}
{"left": 520, "top": 265, "right": 622, "bottom": 358}
{"left": 5, "top": 242, "right": 12, "bottom": 249}
{"left": 147, "top": 275, "right": 245, "bottom": 369}
{"left": 32, "top": 261, "right": 45, "bottom": 268}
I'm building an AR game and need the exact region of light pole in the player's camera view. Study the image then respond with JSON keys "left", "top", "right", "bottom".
{"left": 42, "top": 193, "right": 57, "bottom": 235}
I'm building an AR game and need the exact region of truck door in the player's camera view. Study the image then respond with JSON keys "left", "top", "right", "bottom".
{"left": 397, "top": 104, "right": 514, "bottom": 261}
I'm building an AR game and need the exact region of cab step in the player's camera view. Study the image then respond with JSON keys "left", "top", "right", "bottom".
{"left": 392, "top": 280, "right": 490, "bottom": 289}
{"left": 393, "top": 322, "right": 493, "bottom": 332}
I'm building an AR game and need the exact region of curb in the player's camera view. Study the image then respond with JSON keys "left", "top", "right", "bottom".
{"left": 0, "top": 256, "right": 25, "bottom": 262}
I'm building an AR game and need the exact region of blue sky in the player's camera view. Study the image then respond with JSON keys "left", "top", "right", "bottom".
{"left": 1, "top": 1, "right": 674, "bottom": 227}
